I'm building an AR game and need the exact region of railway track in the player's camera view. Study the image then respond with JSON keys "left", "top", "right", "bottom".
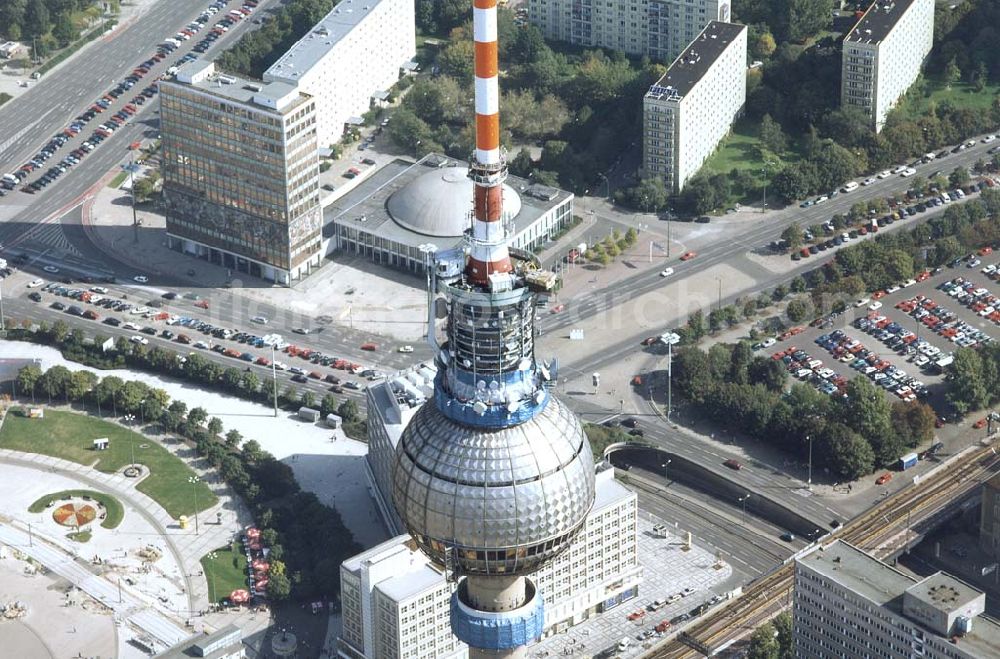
{"left": 643, "top": 443, "right": 1000, "bottom": 658}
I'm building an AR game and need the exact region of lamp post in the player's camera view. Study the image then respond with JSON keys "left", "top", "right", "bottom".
{"left": 738, "top": 493, "right": 750, "bottom": 525}
{"left": 270, "top": 345, "right": 278, "bottom": 418}
{"left": 127, "top": 141, "right": 141, "bottom": 243}
{"left": 188, "top": 476, "right": 200, "bottom": 534}
{"left": 124, "top": 414, "right": 136, "bottom": 468}
{"left": 807, "top": 434, "right": 814, "bottom": 491}
{"left": 206, "top": 551, "right": 218, "bottom": 605}
{"left": 715, "top": 276, "right": 722, "bottom": 311}
{"left": 661, "top": 459, "right": 671, "bottom": 482}
{"left": 139, "top": 399, "right": 145, "bottom": 428}
{"left": 760, "top": 160, "right": 776, "bottom": 213}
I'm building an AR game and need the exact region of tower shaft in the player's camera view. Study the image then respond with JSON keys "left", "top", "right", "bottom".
{"left": 467, "top": 0, "right": 512, "bottom": 286}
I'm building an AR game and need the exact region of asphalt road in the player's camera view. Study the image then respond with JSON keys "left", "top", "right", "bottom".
{"left": 537, "top": 136, "right": 1000, "bottom": 379}
{"left": 0, "top": 0, "right": 277, "bottom": 235}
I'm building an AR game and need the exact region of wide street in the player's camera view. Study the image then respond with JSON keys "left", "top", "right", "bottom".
{"left": 0, "top": 0, "right": 277, "bottom": 245}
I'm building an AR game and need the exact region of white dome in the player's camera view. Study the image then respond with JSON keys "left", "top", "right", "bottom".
{"left": 387, "top": 166, "right": 522, "bottom": 238}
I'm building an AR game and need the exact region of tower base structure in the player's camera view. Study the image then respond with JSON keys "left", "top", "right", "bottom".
{"left": 451, "top": 575, "right": 544, "bottom": 658}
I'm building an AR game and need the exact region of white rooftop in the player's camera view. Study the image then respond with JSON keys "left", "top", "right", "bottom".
{"left": 265, "top": 0, "right": 388, "bottom": 81}
{"left": 376, "top": 563, "right": 447, "bottom": 602}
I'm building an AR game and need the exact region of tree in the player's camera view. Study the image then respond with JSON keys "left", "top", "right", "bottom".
{"left": 820, "top": 423, "right": 875, "bottom": 481}
{"left": 759, "top": 114, "right": 787, "bottom": 154}
{"left": 222, "top": 368, "right": 243, "bottom": 392}
{"left": 168, "top": 400, "right": 188, "bottom": 417}
{"left": 786, "top": 297, "right": 813, "bottom": 323}
{"left": 320, "top": 394, "right": 338, "bottom": 417}
{"left": 944, "top": 58, "right": 961, "bottom": 89}
{"left": 841, "top": 377, "right": 899, "bottom": 466}
{"left": 751, "top": 31, "right": 777, "bottom": 60}
{"left": 241, "top": 439, "right": 263, "bottom": 464}
{"left": 946, "top": 348, "right": 989, "bottom": 413}
{"left": 65, "top": 370, "right": 98, "bottom": 401}
{"left": 37, "top": 365, "right": 71, "bottom": 400}
{"left": 773, "top": 612, "right": 793, "bottom": 659}
{"left": 266, "top": 572, "right": 291, "bottom": 601}
{"left": 23, "top": 0, "right": 50, "bottom": 38}
{"left": 300, "top": 391, "right": 316, "bottom": 410}
{"left": 672, "top": 348, "right": 715, "bottom": 403}
{"left": 207, "top": 417, "right": 223, "bottom": 437}
{"left": 891, "top": 401, "right": 936, "bottom": 448}
{"left": 948, "top": 166, "right": 970, "bottom": 188}
{"left": 188, "top": 406, "right": 208, "bottom": 428}
{"left": 338, "top": 399, "right": 360, "bottom": 422}
{"left": 771, "top": 165, "right": 811, "bottom": 204}
{"left": 16, "top": 364, "right": 42, "bottom": 396}
{"left": 748, "top": 622, "right": 779, "bottom": 659}
{"left": 224, "top": 429, "right": 243, "bottom": 449}
{"left": 51, "top": 10, "right": 75, "bottom": 47}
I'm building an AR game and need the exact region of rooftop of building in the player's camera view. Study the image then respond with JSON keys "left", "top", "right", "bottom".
{"left": 322, "top": 153, "right": 572, "bottom": 251}
{"left": 168, "top": 61, "right": 308, "bottom": 113}
{"left": 376, "top": 563, "right": 448, "bottom": 603}
{"left": 646, "top": 21, "right": 746, "bottom": 102}
{"left": 342, "top": 534, "right": 424, "bottom": 573}
{"left": 155, "top": 625, "right": 241, "bottom": 659}
{"left": 593, "top": 462, "right": 636, "bottom": 511}
{"left": 846, "top": 0, "right": 923, "bottom": 45}
{"left": 798, "top": 541, "right": 1000, "bottom": 656}
{"left": 265, "top": 0, "right": 391, "bottom": 82}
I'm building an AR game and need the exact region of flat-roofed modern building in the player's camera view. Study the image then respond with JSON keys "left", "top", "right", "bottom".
{"left": 325, "top": 154, "right": 574, "bottom": 274}
{"left": 842, "top": 0, "right": 934, "bottom": 132}
{"left": 263, "top": 0, "right": 415, "bottom": 147}
{"left": 529, "top": 0, "right": 731, "bottom": 63}
{"left": 337, "top": 373, "right": 642, "bottom": 658}
{"left": 160, "top": 61, "right": 321, "bottom": 284}
{"left": 794, "top": 540, "right": 1000, "bottom": 658}
{"left": 642, "top": 21, "right": 747, "bottom": 193}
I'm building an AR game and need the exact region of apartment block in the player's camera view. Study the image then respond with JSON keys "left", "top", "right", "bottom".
{"left": 263, "top": 0, "right": 415, "bottom": 147}
{"left": 160, "top": 61, "right": 321, "bottom": 285}
{"left": 794, "top": 540, "right": 1000, "bottom": 658}
{"left": 842, "top": 0, "right": 934, "bottom": 132}
{"left": 980, "top": 474, "right": 1000, "bottom": 558}
{"left": 529, "top": 0, "right": 731, "bottom": 62}
{"left": 643, "top": 21, "right": 746, "bottom": 193}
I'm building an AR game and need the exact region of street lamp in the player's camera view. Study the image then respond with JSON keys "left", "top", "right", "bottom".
{"left": 188, "top": 476, "right": 200, "bottom": 535}
{"left": 661, "top": 460, "right": 671, "bottom": 482}
{"left": 807, "top": 434, "right": 814, "bottom": 491}
{"left": 139, "top": 399, "right": 146, "bottom": 428}
{"left": 124, "top": 414, "right": 136, "bottom": 468}
{"left": 760, "top": 159, "right": 776, "bottom": 213}
{"left": 206, "top": 551, "right": 218, "bottom": 605}
{"left": 738, "top": 493, "right": 751, "bottom": 525}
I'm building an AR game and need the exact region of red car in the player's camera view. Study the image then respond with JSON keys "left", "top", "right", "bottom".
{"left": 361, "top": 342, "right": 378, "bottom": 351}
{"left": 724, "top": 459, "right": 743, "bottom": 471}
{"left": 679, "top": 251, "right": 697, "bottom": 261}
{"left": 876, "top": 473, "right": 892, "bottom": 485}
{"left": 627, "top": 610, "right": 646, "bottom": 621}
{"left": 549, "top": 303, "right": 565, "bottom": 314}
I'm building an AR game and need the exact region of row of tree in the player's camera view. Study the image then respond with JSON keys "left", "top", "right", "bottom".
{"left": 671, "top": 342, "right": 937, "bottom": 480}
{"left": 5, "top": 319, "right": 368, "bottom": 439}
{"left": 13, "top": 360, "right": 361, "bottom": 602}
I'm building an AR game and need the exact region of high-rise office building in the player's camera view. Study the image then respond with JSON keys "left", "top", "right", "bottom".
{"left": 642, "top": 21, "right": 747, "bottom": 193}
{"left": 263, "top": 0, "right": 415, "bottom": 147}
{"left": 794, "top": 540, "right": 1000, "bottom": 658}
{"left": 160, "top": 62, "right": 322, "bottom": 284}
{"left": 529, "top": 0, "right": 731, "bottom": 63}
{"left": 841, "top": 0, "right": 934, "bottom": 132}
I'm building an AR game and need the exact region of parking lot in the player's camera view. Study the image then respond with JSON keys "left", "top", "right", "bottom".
{"left": 762, "top": 253, "right": 999, "bottom": 431}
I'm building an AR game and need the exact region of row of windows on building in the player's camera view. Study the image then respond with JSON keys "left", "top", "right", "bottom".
{"left": 167, "top": 215, "right": 293, "bottom": 269}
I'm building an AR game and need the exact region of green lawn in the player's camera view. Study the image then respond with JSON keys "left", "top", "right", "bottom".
{"left": 107, "top": 171, "right": 128, "bottom": 189}
{"left": 700, "top": 119, "right": 805, "bottom": 178}
{"left": 896, "top": 77, "right": 1000, "bottom": 118}
{"left": 28, "top": 489, "right": 124, "bottom": 529}
{"left": 201, "top": 543, "right": 248, "bottom": 604}
{"left": 1, "top": 408, "right": 216, "bottom": 518}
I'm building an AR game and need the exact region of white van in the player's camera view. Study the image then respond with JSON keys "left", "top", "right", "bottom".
{"left": 841, "top": 181, "right": 859, "bottom": 193}
{"left": 618, "top": 638, "right": 631, "bottom": 651}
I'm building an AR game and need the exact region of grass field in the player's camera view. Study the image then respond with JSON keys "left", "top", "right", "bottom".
{"left": 1, "top": 408, "right": 216, "bottom": 518}
{"left": 28, "top": 489, "right": 124, "bottom": 529}
{"left": 700, "top": 119, "right": 805, "bottom": 178}
{"left": 107, "top": 171, "right": 128, "bottom": 188}
{"left": 201, "top": 543, "right": 248, "bottom": 604}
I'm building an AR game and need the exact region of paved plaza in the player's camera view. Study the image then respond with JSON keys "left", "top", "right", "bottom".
{"left": 530, "top": 515, "right": 735, "bottom": 659}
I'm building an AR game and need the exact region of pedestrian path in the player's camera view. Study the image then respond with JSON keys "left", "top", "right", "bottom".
{"left": 0, "top": 523, "right": 191, "bottom": 646}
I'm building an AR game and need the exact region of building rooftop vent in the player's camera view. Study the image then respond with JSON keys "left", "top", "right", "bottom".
{"left": 218, "top": 74, "right": 236, "bottom": 85}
